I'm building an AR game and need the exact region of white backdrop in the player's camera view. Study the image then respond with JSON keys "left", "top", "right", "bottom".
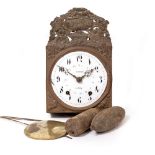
{"left": 0, "top": 0, "right": 154, "bottom": 155}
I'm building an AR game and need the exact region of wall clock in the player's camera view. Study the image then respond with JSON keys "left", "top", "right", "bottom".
{"left": 46, "top": 8, "right": 112, "bottom": 113}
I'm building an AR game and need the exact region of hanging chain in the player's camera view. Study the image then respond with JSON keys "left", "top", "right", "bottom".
{"left": 0, "top": 116, "right": 42, "bottom": 125}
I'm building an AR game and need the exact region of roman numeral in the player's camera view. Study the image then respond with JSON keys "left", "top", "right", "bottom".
{"left": 60, "top": 86, "right": 63, "bottom": 93}
{"left": 88, "top": 91, "right": 92, "bottom": 96}
{"left": 95, "top": 86, "right": 99, "bottom": 92}
{"left": 88, "top": 91, "right": 93, "bottom": 100}
{"left": 89, "top": 59, "right": 91, "bottom": 65}
{"left": 56, "top": 76, "right": 60, "bottom": 82}
{"left": 59, "top": 67, "right": 65, "bottom": 72}
{"left": 95, "top": 66, "right": 99, "bottom": 72}
{"left": 66, "top": 91, "right": 71, "bottom": 100}
{"left": 77, "top": 55, "right": 82, "bottom": 62}
{"left": 77, "top": 97, "right": 82, "bottom": 103}
{"left": 67, "top": 59, "right": 71, "bottom": 65}
{"left": 100, "top": 76, "right": 103, "bottom": 83}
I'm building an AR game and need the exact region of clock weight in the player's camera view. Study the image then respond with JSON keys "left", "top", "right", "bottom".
{"left": 65, "top": 106, "right": 125, "bottom": 136}
{"left": 65, "top": 108, "right": 100, "bottom": 136}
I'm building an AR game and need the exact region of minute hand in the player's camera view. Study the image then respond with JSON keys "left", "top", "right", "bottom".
{"left": 67, "top": 71, "right": 78, "bottom": 79}
{"left": 57, "top": 65, "right": 82, "bottom": 82}
{"left": 57, "top": 65, "right": 78, "bottom": 79}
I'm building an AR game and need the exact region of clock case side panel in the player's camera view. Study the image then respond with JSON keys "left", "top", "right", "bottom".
{"left": 97, "top": 41, "right": 112, "bottom": 109}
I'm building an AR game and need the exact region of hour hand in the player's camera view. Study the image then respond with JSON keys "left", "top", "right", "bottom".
{"left": 84, "top": 68, "right": 94, "bottom": 77}
{"left": 76, "top": 68, "right": 95, "bottom": 83}
{"left": 81, "top": 68, "right": 95, "bottom": 79}
{"left": 67, "top": 71, "right": 77, "bottom": 79}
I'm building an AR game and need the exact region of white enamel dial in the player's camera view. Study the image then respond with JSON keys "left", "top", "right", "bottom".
{"left": 51, "top": 51, "right": 107, "bottom": 108}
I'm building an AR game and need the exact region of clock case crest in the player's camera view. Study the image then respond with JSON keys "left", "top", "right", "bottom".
{"left": 46, "top": 8, "right": 112, "bottom": 113}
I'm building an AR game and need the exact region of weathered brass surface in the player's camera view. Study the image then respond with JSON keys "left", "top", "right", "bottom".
{"left": 24, "top": 120, "right": 66, "bottom": 140}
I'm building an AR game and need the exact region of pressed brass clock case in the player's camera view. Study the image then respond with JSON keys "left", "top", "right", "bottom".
{"left": 46, "top": 8, "right": 112, "bottom": 113}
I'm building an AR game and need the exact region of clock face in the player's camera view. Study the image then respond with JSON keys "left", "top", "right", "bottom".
{"left": 51, "top": 51, "right": 107, "bottom": 109}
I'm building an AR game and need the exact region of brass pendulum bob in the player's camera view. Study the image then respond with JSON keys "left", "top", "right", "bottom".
{"left": 0, "top": 116, "right": 71, "bottom": 140}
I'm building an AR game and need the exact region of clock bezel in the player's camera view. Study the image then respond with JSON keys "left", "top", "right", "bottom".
{"left": 47, "top": 46, "right": 112, "bottom": 111}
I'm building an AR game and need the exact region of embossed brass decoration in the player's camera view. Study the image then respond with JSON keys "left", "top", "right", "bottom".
{"left": 24, "top": 121, "right": 66, "bottom": 140}
{"left": 46, "top": 8, "right": 112, "bottom": 113}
